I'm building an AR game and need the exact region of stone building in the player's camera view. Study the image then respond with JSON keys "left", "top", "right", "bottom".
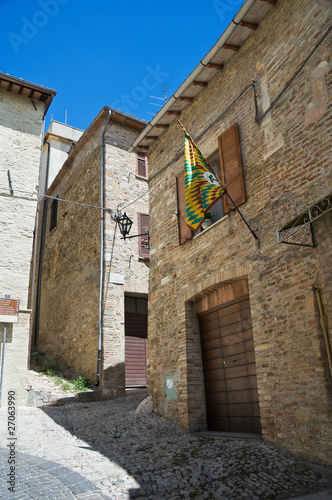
{"left": 131, "top": 0, "right": 332, "bottom": 464}
{"left": 40, "top": 120, "right": 84, "bottom": 196}
{"left": 0, "top": 71, "right": 56, "bottom": 405}
{"left": 32, "top": 120, "right": 84, "bottom": 352}
{"left": 34, "top": 107, "right": 149, "bottom": 396}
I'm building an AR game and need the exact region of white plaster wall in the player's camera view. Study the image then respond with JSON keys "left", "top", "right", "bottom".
{"left": 40, "top": 121, "right": 84, "bottom": 194}
{"left": 0, "top": 89, "right": 44, "bottom": 405}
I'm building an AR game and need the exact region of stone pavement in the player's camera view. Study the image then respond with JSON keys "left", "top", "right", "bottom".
{"left": 0, "top": 392, "right": 332, "bottom": 499}
{"left": 0, "top": 447, "right": 109, "bottom": 499}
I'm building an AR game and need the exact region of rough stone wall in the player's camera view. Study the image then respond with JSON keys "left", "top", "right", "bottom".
{"left": 102, "top": 122, "right": 149, "bottom": 397}
{"left": 313, "top": 211, "right": 332, "bottom": 376}
{"left": 0, "top": 89, "right": 44, "bottom": 405}
{"left": 147, "top": 0, "right": 332, "bottom": 464}
{"left": 37, "top": 118, "right": 149, "bottom": 395}
{"left": 38, "top": 128, "right": 102, "bottom": 384}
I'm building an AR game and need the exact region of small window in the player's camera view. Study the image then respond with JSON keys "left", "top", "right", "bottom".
{"left": 138, "top": 213, "right": 150, "bottom": 259}
{"left": 199, "top": 150, "right": 224, "bottom": 232}
{"left": 176, "top": 152, "right": 224, "bottom": 243}
{"left": 125, "top": 297, "right": 136, "bottom": 313}
{"left": 125, "top": 296, "right": 148, "bottom": 315}
{"left": 49, "top": 197, "right": 58, "bottom": 232}
{"left": 137, "top": 298, "right": 148, "bottom": 314}
{"left": 136, "top": 152, "right": 148, "bottom": 179}
{"left": 176, "top": 123, "right": 246, "bottom": 245}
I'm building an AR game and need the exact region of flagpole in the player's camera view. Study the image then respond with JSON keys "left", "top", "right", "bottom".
{"left": 225, "top": 191, "right": 258, "bottom": 240}
{"left": 177, "top": 120, "right": 218, "bottom": 178}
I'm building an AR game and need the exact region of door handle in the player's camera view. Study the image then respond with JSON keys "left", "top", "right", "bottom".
{"left": 223, "top": 359, "right": 238, "bottom": 365}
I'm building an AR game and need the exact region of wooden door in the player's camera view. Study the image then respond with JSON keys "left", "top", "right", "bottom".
{"left": 125, "top": 336, "right": 147, "bottom": 387}
{"left": 199, "top": 295, "right": 261, "bottom": 434}
{"left": 125, "top": 296, "right": 148, "bottom": 388}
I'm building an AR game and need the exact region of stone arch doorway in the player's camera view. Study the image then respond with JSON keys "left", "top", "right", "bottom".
{"left": 196, "top": 279, "right": 261, "bottom": 434}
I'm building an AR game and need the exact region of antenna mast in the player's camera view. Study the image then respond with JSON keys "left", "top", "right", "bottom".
{"left": 148, "top": 83, "right": 168, "bottom": 116}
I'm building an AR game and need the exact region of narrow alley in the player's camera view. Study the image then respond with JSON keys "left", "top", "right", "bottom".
{"left": 1, "top": 391, "right": 332, "bottom": 499}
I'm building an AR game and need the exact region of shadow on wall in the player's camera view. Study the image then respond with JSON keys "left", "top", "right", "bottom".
{"left": 101, "top": 361, "right": 126, "bottom": 398}
{"left": 0, "top": 323, "right": 13, "bottom": 344}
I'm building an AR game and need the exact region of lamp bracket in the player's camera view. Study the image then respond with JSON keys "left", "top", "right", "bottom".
{"left": 120, "top": 232, "right": 149, "bottom": 241}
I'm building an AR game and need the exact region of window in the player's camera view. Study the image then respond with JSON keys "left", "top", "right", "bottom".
{"left": 125, "top": 296, "right": 148, "bottom": 315}
{"left": 138, "top": 213, "right": 150, "bottom": 259}
{"left": 177, "top": 123, "right": 245, "bottom": 245}
{"left": 49, "top": 196, "right": 58, "bottom": 232}
{"left": 125, "top": 295, "right": 148, "bottom": 339}
{"left": 200, "top": 150, "right": 224, "bottom": 230}
{"left": 136, "top": 152, "right": 148, "bottom": 179}
{"left": 176, "top": 153, "right": 224, "bottom": 243}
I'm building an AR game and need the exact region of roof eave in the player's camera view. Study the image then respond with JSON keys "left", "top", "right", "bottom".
{"left": 0, "top": 71, "right": 57, "bottom": 113}
{"left": 129, "top": 0, "right": 277, "bottom": 151}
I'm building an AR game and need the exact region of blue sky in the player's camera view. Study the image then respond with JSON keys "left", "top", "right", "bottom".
{"left": 1, "top": 0, "right": 245, "bottom": 131}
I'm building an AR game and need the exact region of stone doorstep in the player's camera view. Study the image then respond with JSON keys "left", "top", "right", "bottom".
{"left": 27, "top": 385, "right": 147, "bottom": 407}
{"left": 48, "top": 390, "right": 105, "bottom": 406}
{"left": 27, "top": 388, "right": 105, "bottom": 407}
{"left": 192, "top": 431, "right": 263, "bottom": 441}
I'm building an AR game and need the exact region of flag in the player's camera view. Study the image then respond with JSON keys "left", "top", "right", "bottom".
{"left": 183, "top": 129, "right": 225, "bottom": 232}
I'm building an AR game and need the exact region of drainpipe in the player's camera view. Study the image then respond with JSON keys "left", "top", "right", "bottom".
{"left": 33, "top": 140, "right": 51, "bottom": 350}
{"left": 96, "top": 110, "right": 112, "bottom": 387}
{"left": 313, "top": 286, "right": 332, "bottom": 378}
{"left": 28, "top": 116, "right": 46, "bottom": 360}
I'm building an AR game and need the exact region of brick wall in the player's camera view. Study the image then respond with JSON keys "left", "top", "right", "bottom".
{"left": 146, "top": 0, "right": 332, "bottom": 464}
{"left": 36, "top": 115, "right": 149, "bottom": 395}
{"left": 0, "top": 89, "right": 44, "bottom": 405}
{"left": 38, "top": 127, "right": 102, "bottom": 383}
{"left": 313, "top": 211, "right": 332, "bottom": 379}
{"left": 102, "top": 123, "right": 149, "bottom": 396}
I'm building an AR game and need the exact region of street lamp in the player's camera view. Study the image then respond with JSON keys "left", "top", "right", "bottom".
{"left": 116, "top": 212, "right": 133, "bottom": 240}
{"left": 114, "top": 212, "right": 149, "bottom": 245}
{"left": 105, "top": 209, "right": 149, "bottom": 244}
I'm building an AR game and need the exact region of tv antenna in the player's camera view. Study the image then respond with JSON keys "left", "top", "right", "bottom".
{"left": 148, "top": 83, "right": 167, "bottom": 116}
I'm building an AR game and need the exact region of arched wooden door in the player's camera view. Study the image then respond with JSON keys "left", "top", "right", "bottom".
{"left": 198, "top": 295, "right": 261, "bottom": 434}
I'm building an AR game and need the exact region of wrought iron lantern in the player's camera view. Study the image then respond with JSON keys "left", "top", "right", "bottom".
{"left": 116, "top": 212, "right": 133, "bottom": 240}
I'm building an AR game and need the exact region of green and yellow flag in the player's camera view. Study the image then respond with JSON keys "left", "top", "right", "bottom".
{"left": 182, "top": 125, "right": 225, "bottom": 232}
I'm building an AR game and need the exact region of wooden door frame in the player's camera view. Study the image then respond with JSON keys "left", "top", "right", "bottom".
{"left": 195, "top": 281, "right": 261, "bottom": 434}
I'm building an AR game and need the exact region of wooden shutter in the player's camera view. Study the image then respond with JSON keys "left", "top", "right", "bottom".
{"left": 218, "top": 123, "right": 246, "bottom": 214}
{"left": 125, "top": 336, "right": 147, "bottom": 387}
{"left": 49, "top": 197, "right": 58, "bottom": 231}
{"left": 176, "top": 171, "right": 192, "bottom": 245}
{"left": 137, "top": 152, "right": 148, "bottom": 178}
{"left": 138, "top": 213, "right": 150, "bottom": 259}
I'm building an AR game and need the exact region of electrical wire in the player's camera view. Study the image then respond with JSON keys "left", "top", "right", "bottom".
{"left": 117, "top": 190, "right": 148, "bottom": 211}
{"left": 0, "top": 186, "right": 102, "bottom": 209}
{"left": 146, "top": 25, "right": 331, "bottom": 184}
{"left": 0, "top": 186, "right": 148, "bottom": 215}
